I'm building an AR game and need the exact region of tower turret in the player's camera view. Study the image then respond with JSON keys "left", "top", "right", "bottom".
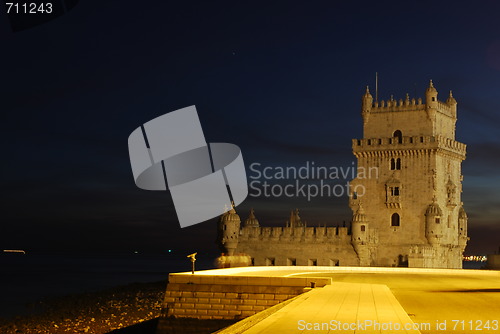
{"left": 217, "top": 207, "right": 241, "bottom": 255}
{"left": 244, "top": 208, "right": 260, "bottom": 227}
{"left": 352, "top": 203, "right": 368, "bottom": 243}
{"left": 351, "top": 203, "right": 370, "bottom": 266}
{"left": 425, "top": 199, "right": 443, "bottom": 245}
{"left": 425, "top": 79, "right": 438, "bottom": 108}
{"left": 361, "top": 86, "right": 373, "bottom": 124}
{"left": 288, "top": 209, "right": 304, "bottom": 228}
{"left": 446, "top": 90, "right": 458, "bottom": 118}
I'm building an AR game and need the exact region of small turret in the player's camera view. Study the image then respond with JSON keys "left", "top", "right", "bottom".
{"left": 217, "top": 207, "right": 241, "bottom": 255}
{"left": 425, "top": 199, "right": 443, "bottom": 245}
{"left": 446, "top": 90, "right": 457, "bottom": 105}
{"left": 446, "top": 90, "right": 457, "bottom": 117}
{"left": 244, "top": 208, "right": 260, "bottom": 227}
{"left": 425, "top": 80, "right": 438, "bottom": 108}
{"left": 351, "top": 203, "right": 370, "bottom": 266}
{"left": 361, "top": 86, "right": 373, "bottom": 123}
{"left": 351, "top": 202, "right": 368, "bottom": 244}
{"left": 289, "top": 208, "right": 304, "bottom": 228}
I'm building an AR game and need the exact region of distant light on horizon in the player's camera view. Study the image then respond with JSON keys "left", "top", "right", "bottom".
{"left": 463, "top": 255, "right": 487, "bottom": 262}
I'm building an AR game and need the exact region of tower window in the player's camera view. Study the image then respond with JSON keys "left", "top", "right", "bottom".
{"left": 390, "top": 158, "right": 401, "bottom": 170}
{"left": 393, "top": 130, "right": 403, "bottom": 144}
{"left": 392, "top": 187, "right": 400, "bottom": 196}
{"left": 391, "top": 213, "right": 400, "bottom": 226}
{"left": 435, "top": 217, "right": 440, "bottom": 224}
{"left": 432, "top": 97, "right": 436, "bottom": 101}
{"left": 361, "top": 225, "right": 366, "bottom": 232}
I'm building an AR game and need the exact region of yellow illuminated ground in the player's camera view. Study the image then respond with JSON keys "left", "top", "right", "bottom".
{"left": 189, "top": 267, "right": 500, "bottom": 333}
{"left": 293, "top": 272, "right": 500, "bottom": 334}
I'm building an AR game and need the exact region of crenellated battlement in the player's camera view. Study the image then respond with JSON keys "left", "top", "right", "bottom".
{"left": 362, "top": 81, "right": 458, "bottom": 121}
{"left": 352, "top": 135, "right": 466, "bottom": 158}
{"left": 370, "top": 96, "right": 425, "bottom": 112}
{"left": 366, "top": 96, "right": 455, "bottom": 117}
{"left": 239, "top": 225, "right": 350, "bottom": 243}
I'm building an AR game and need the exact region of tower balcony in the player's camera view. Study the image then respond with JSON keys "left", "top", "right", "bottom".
{"left": 352, "top": 135, "right": 466, "bottom": 158}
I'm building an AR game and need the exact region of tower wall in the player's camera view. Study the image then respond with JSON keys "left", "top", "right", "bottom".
{"left": 237, "top": 225, "right": 358, "bottom": 266}
{"left": 351, "top": 82, "right": 467, "bottom": 268}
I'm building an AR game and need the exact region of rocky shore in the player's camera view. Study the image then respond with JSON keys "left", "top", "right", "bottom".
{"left": 0, "top": 280, "right": 167, "bottom": 334}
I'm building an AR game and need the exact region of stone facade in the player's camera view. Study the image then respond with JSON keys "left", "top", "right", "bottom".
{"left": 217, "top": 81, "right": 468, "bottom": 269}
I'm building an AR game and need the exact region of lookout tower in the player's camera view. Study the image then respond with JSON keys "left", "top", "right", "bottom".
{"left": 349, "top": 81, "right": 468, "bottom": 268}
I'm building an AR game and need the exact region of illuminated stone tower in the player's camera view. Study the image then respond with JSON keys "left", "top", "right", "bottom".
{"left": 349, "top": 81, "right": 468, "bottom": 268}
{"left": 217, "top": 207, "right": 241, "bottom": 256}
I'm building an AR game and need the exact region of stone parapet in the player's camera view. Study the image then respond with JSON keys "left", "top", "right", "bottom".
{"left": 162, "top": 273, "right": 331, "bottom": 320}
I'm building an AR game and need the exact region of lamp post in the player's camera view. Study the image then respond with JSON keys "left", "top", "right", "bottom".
{"left": 187, "top": 252, "right": 197, "bottom": 274}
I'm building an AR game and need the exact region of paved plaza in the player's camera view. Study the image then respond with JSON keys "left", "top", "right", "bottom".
{"left": 195, "top": 266, "right": 500, "bottom": 333}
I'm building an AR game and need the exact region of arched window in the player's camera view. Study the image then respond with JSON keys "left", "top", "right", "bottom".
{"left": 390, "top": 158, "right": 396, "bottom": 170}
{"left": 360, "top": 225, "right": 366, "bottom": 232}
{"left": 393, "top": 130, "right": 403, "bottom": 144}
{"left": 396, "top": 158, "right": 401, "bottom": 170}
{"left": 391, "top": 213, "right": 400, "bottom": 226}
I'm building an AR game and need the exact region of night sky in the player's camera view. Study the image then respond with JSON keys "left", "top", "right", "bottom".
{"left": 1, "top": 1, "right": 499, "bottom": 256}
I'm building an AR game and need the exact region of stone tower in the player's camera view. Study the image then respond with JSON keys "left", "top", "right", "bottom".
{"left": 217, "top": 207, "right": 241, "bottom": 256}
{"left": 349, "top": 81, "right": 468, "bottom": 268}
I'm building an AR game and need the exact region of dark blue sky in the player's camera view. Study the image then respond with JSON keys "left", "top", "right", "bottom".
{"left": 1, "top": 1, "right": 499, "bottom": 255}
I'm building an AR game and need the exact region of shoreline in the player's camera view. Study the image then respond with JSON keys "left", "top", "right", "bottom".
{"left": 0, "top": 280, "right": 167, "bottom": 334}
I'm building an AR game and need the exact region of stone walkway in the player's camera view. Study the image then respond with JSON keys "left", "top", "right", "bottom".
{"left": 232, "top": 282, "right": 421, "bottom": 333}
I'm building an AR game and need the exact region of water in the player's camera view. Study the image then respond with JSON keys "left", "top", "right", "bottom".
{"left": 0, "top": 251, "right": 217, "bottom": 318}
{"left": 462, "top": 260, "right": 486, "bottom": 269}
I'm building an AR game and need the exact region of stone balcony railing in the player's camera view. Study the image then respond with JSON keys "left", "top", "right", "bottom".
{"left": 352, "top": 135, "right": 466, "bottom": 157}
